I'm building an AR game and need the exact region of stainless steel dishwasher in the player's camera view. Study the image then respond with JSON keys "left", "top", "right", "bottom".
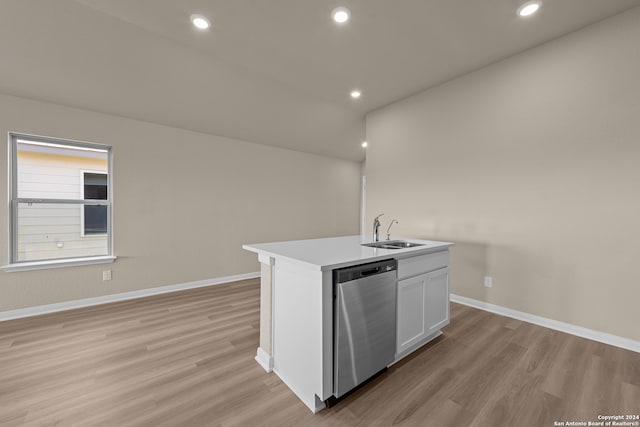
{"left": 333, "top": 259, "right": 397, "bottom": 398}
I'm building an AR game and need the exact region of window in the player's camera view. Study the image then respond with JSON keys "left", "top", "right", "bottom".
{"left": 7, "top": 133, "right": 113, "bottom": 269}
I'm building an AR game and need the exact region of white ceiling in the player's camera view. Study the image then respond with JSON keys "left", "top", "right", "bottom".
{"left": 1, "top": 0, "right": 639, "bottom": 161}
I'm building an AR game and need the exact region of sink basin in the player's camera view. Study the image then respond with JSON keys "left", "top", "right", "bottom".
{"left": 362, "top": 240, "right": 425, "bottom": 249}
{"left": 362, "top": 243, "right": 403, "bottom": 249}
{"left": 386, "top": 241, "right": 425, "bottom": 248}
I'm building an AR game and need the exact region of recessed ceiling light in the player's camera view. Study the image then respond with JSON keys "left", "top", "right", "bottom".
{"left": 191, "top": 14, "right": 211, "bottom": 30}
{"left": 517, "top": 2, "right": 541, "bottom": 17}
{"left": 361, "top": 141, "right": 368, "bottom": 148}
{"left": 332, "top": 7, "right": 351, "bottom": 24}
{"left": 350, "top": 90, "right": 361, "bottom": 99}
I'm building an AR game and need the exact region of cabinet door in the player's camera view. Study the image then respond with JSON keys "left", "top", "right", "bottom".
{"left": 396, "top": 274, "right": 428, "bottom": 354}
{"left": 425, "top": 267, "right": 450, "bottom": 336}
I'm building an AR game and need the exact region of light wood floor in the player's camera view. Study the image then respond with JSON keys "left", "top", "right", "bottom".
{"left": 1, "top": 279, "right": 638, "bottom": 427}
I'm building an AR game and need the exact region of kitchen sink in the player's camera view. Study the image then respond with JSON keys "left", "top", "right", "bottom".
{"left": 362, "top": 243, "right": 403, "bottom": 249}
{"left": 362, "top": 240, "right": 425, "bottom": 249}
{"left": 387, "top": 241, "right": 425, "bottom": 248}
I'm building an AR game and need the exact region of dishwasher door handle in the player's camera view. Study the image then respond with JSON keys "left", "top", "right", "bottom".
{"left": 359, "top": 267, "right": 380, "bottom": 277}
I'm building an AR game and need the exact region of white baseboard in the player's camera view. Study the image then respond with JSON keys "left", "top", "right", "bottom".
{"left": 255, "top": 347, "right": 274, "bottom": 373}
{"left": 0, "top": 271, "right": 261, "bottom": 322}
{"left": 450, "top": 293, "right": 640, "bottom": 354}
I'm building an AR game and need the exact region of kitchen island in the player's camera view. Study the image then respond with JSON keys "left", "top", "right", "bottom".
{"left": 243, "top": 235, "right": 453, "bottom": 412}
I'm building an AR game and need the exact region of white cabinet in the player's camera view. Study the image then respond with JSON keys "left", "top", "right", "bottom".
{"left": 424, "top": 267, "right": 450, "bottom": 335}
{"left": 397, "top": 274, "right": 428, "bottom": 353}
{"left": 396, "top": 250, "right": 450, "bottom": 358}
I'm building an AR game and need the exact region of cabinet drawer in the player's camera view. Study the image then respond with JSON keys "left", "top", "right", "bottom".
{"left": 397, "top": 251, "right": 449, "bottom": 279}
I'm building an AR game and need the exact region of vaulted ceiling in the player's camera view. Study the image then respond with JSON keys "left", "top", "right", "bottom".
{"left": 1, "top": 0, "right": 639, "bottom": 161}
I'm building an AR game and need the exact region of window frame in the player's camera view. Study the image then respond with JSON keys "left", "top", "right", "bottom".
{"left": 6, "top": 132, "right": 115, "bottom": 271}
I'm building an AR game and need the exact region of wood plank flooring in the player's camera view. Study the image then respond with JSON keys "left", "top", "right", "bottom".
{"left": 1, "top": 278, "right": 638, "bottom": 426}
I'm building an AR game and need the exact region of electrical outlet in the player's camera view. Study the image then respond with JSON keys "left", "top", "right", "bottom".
{"left": 484, "top": 276, "right": 493, "bottom": 288}
{"left": 103, "top": 270, "right": 112, "bottom": 281}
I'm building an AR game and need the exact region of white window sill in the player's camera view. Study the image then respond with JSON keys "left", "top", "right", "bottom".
{"left": 3, "top": 256, "right": 117, "bottom": 272}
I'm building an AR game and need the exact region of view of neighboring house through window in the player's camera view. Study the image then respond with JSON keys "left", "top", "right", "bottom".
{"left": 82, "top": 172, "right": 108, "bottom": 235}
{"left": 8, "top": 133, "right": 112, "bottom": 264}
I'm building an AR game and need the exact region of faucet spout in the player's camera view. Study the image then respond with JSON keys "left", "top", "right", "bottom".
{"left": 373, "top": 214, "right": 384, "bottom": 242}
{"left": 386, "top": 219, "right": 398, "bottom": 240}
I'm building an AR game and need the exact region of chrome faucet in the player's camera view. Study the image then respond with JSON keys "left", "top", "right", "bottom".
{"left": 373, "top": 214, "right": 384, "bottom": 242}
{"left": 386, "top": 219, "right": 398, "bottom": 240}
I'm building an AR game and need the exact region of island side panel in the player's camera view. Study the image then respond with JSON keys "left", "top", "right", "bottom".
{"left": 320, "top": 269, "right": 334, "bottom": 402}
{"left": 254, "top": 257, "right": 274, "bottom": 372}
{"left": 272, "top": 257, "right": 328, "bottom": 412}
{"left": 260, "top": 262, "right": 272, "bottom": 354}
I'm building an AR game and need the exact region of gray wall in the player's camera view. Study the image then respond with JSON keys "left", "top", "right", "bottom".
{"left": 365, "top": 8, "right": 640, "bottom": 341}
{"left": 0, "top": 93, "right": 361, "bottom": 311}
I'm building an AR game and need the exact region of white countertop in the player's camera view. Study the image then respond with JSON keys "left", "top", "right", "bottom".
{"left": 243, "top": 235, "right": 454, "bottom": 271}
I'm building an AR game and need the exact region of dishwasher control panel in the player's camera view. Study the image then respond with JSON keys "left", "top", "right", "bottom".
{"left": 333, "top": 258, "right": 397, "bottom": 284}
